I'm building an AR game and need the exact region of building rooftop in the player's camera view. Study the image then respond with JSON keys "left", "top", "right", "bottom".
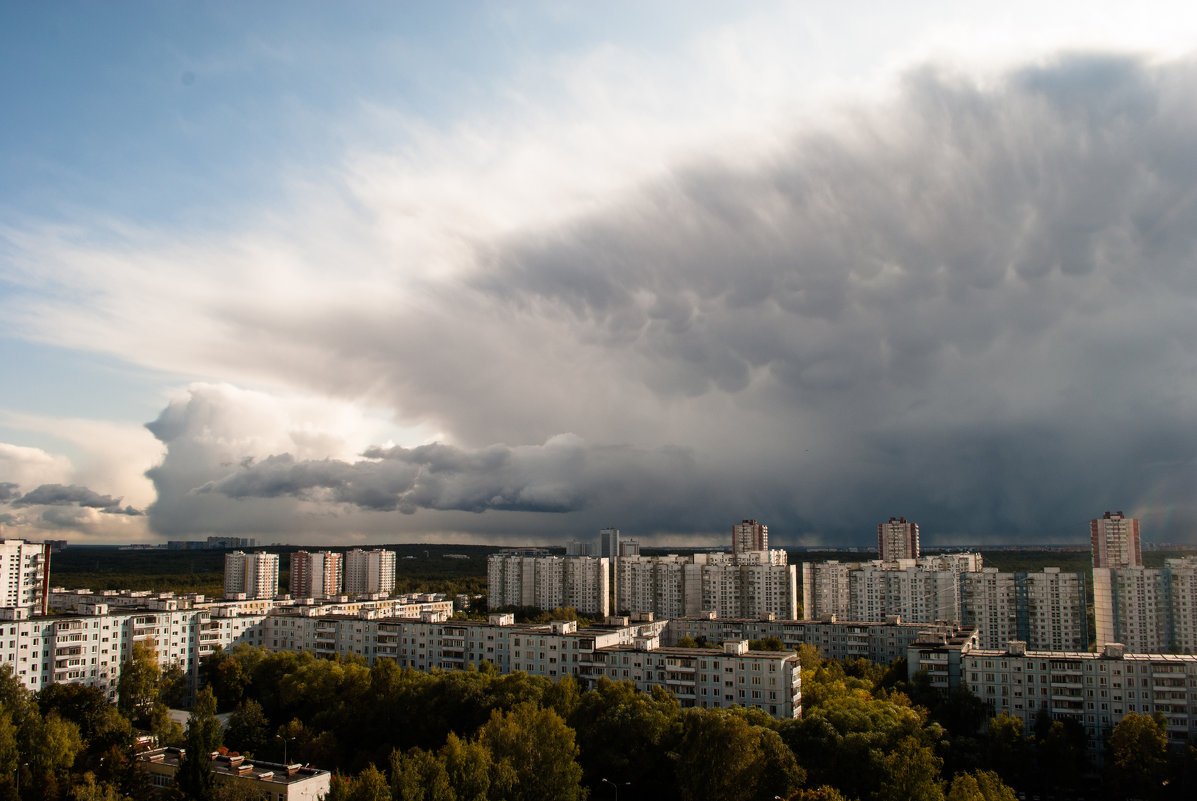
{"left": 138, "top": 747, "right": 330, "bottom": 786}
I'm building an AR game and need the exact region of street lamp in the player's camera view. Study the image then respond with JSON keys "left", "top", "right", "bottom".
{"left": 601, "top": 778, "right": 619, "bottom": 801}
{"left": 276, "top": 734, "right": 296, "bottom": 765}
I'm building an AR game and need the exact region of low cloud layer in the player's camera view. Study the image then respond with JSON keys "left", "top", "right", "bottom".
{"left": 0, "top": 480, "right": 144, "bottom": 537}
{"left": 14, "top": 52, "right": 1197, "bottom": 545}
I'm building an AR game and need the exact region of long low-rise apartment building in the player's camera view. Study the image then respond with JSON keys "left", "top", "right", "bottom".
{"left": 0, "top": 593, "right": 453, "bottom": 698}
{"left": 908, "top": 634, "right": 1197, "bottom": 754}
{"left": 255, "top": 612, "right": 801, "bottom": 718}
{"left": 663, "top": 612, "right": 937, "bottom": 665}
{"left": 4, "top": 598, "right": 803, "bottom": 719}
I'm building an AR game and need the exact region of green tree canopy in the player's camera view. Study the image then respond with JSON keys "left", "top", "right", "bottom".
{"left": 478, "top": 701, "right": 584, "bottom": 801}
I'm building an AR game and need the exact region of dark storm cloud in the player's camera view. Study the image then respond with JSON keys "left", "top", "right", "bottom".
{"left": 13, "top": 483, "right": 124, "bottom": 510}
{"left": 199, "top": 437, "right": 710, "bottom": 518}
{"left": 148, "top": 52, "right": 1197, "bottom": 545}
{"left": 0, "top": 483, "right": 19, "bottom": 502}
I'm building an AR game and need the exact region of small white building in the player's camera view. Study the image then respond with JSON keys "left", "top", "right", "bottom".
{"left": 138, "top": 747, "right": 330, "bottom": 801}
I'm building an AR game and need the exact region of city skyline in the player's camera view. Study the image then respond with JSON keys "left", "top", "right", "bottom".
{"left": 4, "top": 4, "right": 1197, "bottom": 547}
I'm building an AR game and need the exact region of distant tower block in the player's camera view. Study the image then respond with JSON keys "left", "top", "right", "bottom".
{"left": 732, "top": 519, "right": 768, "bottom": 554}
{"left": 877, "top": 517, "right": 920, "bottom": 562}
{"left": 599, "top": 528, "right": 620, "bottom": 561}
{"left": 1091, "top": 511, "right": 1142, "bottom": 568}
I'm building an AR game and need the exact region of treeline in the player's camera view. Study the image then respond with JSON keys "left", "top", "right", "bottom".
{"left": 198, "top": 645, "right": 1197, "bottom": 800}
{"left": 50, "top": 546, "right": 491, "bottom": 599}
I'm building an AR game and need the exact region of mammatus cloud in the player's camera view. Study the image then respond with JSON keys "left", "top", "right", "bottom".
{"left": 15, "top": 53, "right": 1197, "bottom": 545}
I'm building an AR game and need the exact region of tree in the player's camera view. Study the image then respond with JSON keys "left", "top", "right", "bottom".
{"left": 225, "top": 699, "right": 270, "bottom": 757}
{"left": 176, "top": 687, "right": 222, "bottom": 801}
{"left": 69, "top": 772, "right": 124, "bottom": 801}
{"left": 946, "top": 771, "right": 1018, "bottom": 801}
{"left": 877, "top": 735, "right": 945, "bottom": 801}
{"left": 159, "top": 662, "right": 191, "bottom": 709}
{"left": 1106, "top": 711, "right": 1168, "bottom": 800}
{"left": 478, "top": 702, "right": 583, "bottom": 801}
{"left": 439, "top": 732, "right": 491, "bottom": 801}
{"left": 389, "top": 747, "right": 454, "bottom": 801}
{"left": 149, "top": 702, "right": 184, "bottom": 747}
{"left": 346, "top": 764, "right": 391, "bottom": 801}
{"left": 675, "top": 709, "right": 803, "bottom": 801}
{"left": 791, "top": 789, "right": 850, "bottom": 801}
{"left": 569, "top": 679, "right": 681, "bottom": 798}
{"left": 117, "top": 640, "right": 161, "bottom": 724}
{"left": 984, "top": 713, "right": 1030, "bottom": 789}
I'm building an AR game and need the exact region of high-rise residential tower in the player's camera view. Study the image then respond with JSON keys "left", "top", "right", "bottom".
{"left": 0, "top": 539, "right": 50, "bottom": 614}
{"left": 344, "top": 548, "right": 396, "bottom": 596}
{"left": 878, "top": 517, "right": 920, "bottom": 562}
{"left": 289, "top": 551, "right": 343, "bottom": 600}
{"left": 599, "top": 529, "right": 620, "bottom": 561}
{"left": 732, "top": 519, "right": 768, "bottom": 554}
{"left": 224, "top": 551, "right": 279, "bottom": 599}
{"left": 1091, "top": 511, "right": 1141, "bottom": 569}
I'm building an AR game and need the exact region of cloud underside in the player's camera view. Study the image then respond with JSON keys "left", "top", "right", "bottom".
{"left": 21, "top": 52, "right": 1197, "bottom": 544}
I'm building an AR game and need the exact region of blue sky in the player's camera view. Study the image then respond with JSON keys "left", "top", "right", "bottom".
{"left": 4, "top": 2, "right": 1197, "bottom": 546}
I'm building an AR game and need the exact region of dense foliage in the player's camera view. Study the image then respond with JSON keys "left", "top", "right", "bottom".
{"left": 2, "top": 639, "right": 1197, "bottom": 799}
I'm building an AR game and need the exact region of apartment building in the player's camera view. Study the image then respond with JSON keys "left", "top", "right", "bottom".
{"left": 0, "top": 593, "right": 451, "bottom": 698}
{"left": 260, "top": 612, "right": 800, "bottom": 719}
{"left": 801, "top": 561, "right": 853, "bottom": 621}
{"left": 224, "top": 551, "right": 279, "bottom": 599}
{"left": 590, "top": 636, "right": 801, "bottom": 718}
{"left": 911, "top": 637, "right": 1197, "bottom": 754}
{"left": 0, "top": 539, "right": 50, "bottom": 614}
{"left": 1091, "top": 511, "right": 1142, "bottom": 569}
{"left": 732, "top": 520, "right": 768, "bottom": 554}
{"left": 615, "top": 551, "right": 797, "bottom": 620}
{"left": 852, "top": 561, "right": 960, "bottom": 623}
{"left": 961, "top": 568, "right": 1089, "bottom": 651}
{"left": 344, "top": 549, "right": 397, "bottom": 597}
{"left": 487, "top": 553, "right": 610, "bottom": 617}
{"left": 877, "top": 517, "right": 919, "bottom": 561}
{"left": 1093, "top": 557, "right": 1197, "bottom": 653}
{"left": 288, "top": 551, "right": 343, "bottom": 600}
{"left": 803, "top": 554, "right": 982, "bottom": 625}
{"left": 663, "top": 612, "right": 935, "bottom": 665}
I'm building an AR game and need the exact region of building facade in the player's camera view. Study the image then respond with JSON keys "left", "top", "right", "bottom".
{"left": 224, "top": 551, "right": 279, "bottom": 599}
{"left": 288, "top": 551, "right": 343, "bottom": 600}
{"left": 1093, "top": 557, "right": 1197, "bottom": 653}
{"left": 803, "top": 557, "right": 971, "bottom": 626}
{"left": 961, "top": 568, "right": 1089, "bottom": 651}
{"left": 732, "top": 520, "right": 768, "bottom": 554}
{"left": 877, "top": 517, "right": 919, "bottom": 561}
{"left": 487, "top": 553, "right": 611, "bottom": 617}
{"left": 615, "top": 551, "right": 797, "bottom": 620}
{"left": 1091, "top": 511, "right": 1141, "bottom": 569}
{"left": 910, "top": 636, "right": 1197, "bottom": 755}
{"left": 664, "top": 612, "right": 934, "bottom": 665}
{"left": 0, "top": 539, "right": 50, "bottom": 614}
{"left": 344, "top": 549, "right": 396, "bottom": 597}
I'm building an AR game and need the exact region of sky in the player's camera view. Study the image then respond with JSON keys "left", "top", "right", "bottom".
{"left": 3, "top": 2, "right": 1197, "bottom": 548}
